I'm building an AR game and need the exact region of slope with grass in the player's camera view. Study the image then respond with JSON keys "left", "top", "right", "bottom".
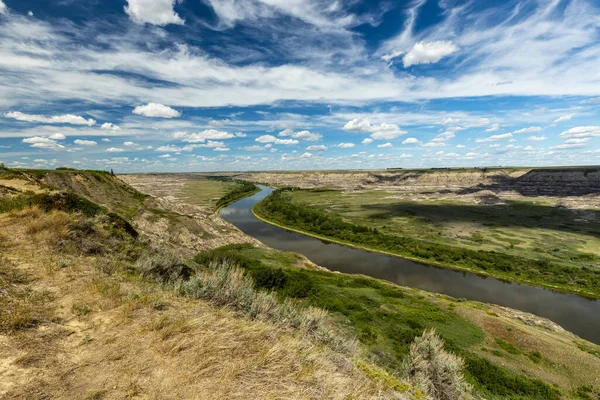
{"left": 194, "top": 244, "right": 600, "bottom": 399}
{"left": 254, "top": 188, "right": 600, "bottom": 298}
{"left": 0, "top": 198, "right": 412, "bottom": 398}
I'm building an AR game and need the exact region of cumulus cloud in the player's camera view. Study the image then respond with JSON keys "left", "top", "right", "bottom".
{"left": 106, "top": 147, "right": 125, "bottom": 152}
{"left": 476, "top": 133, "right": 513, "bottom": 143}
{"left": 123, "top": 141, "right": 136, "bottom": 147}
{"left": 524, "top": 136, "right": 546, "bottom": 142}
{"left": 335, "top": 142, "right": 355, "bottom": 148}
{"left": 101, "top": 122, "right": 121, "bottom": 131}
{"left": 279, "top": 129, "right": 322, "bottom": 141}
{"left": 513, "top": 126, "right": 542, "bottom": 134}
{"left": 174, "top": 130, "right": 235, "bottom": 142}
{"left": 74, "top": 139, "right": 97, "bottom": 146}
{"left": 402, "top": 41, "right": 458, "bottom": 67}
{"left": 485, "top": 124, "right": 500, "bottom": 132}
{"left": 0, "top": 1, "right": 7, "bottom": 14}
{"left": 554, "top": 114, "right": 575, "bottom": 124}
{"left": 343, "top": 118, "right": 406, "bottom": 140}
{"left": 377, "top": 142, "right": 393, "bottom": 148}
{"left": 362, "top": 138, "right": 373, "bottom": 145}
{"left": 243, "top": 145, "right": 265, "bottom": 151}
{"left": 49, "top": 133, "right": 66, "bottom": 140}
{"left": 343, "top": 117, "right": 371, "bottom": 133}
{"left": 256, "top": 134, "right": 298, "bottom": 145}
{"left": 402, "top": 137, "right": 421, "bottom": 145}
{"left": 213, "top": 147, "right": 230, "bottom": 151}
{"left": 559, "top": 126, "right": 600, "bottom": 139}
{"left": 300, "top": 152, "right": 313, "bottom": 158}
{"left": 6, "top": 111, "right": 96, "bottom": 126}
{"left": 370, "top": 123, "right": 406, "bottom": 140}
{"left": 306, "top": 145, "right": 327, "bottom": 151}
{"left": 133, "top": 103, "right": 181, "bottom": 118}
{"left": 124, "top": 0, "right": 184, "bottom": 26}
{"left": 22, "top": 136, "right": 65, "bottom": 150}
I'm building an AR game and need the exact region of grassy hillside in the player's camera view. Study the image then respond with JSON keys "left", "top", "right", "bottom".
{"left": 0, "top": 180, "right": 410, "bottom": 398}
{"left": 254, "top": 188, "right": 600, "bottom": 298}
{"left": 193, "top": 244, "right": 600, "bottom": 399}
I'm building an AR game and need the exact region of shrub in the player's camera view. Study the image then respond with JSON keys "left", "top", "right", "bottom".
{"left": 404, "top": 329, "right": 471, "bottom": 400}
{"left": 251, "top": 267, "right": 288, "bottom": 291}
{"left": 135, "top": 252, "right": 194, "bottom": 284}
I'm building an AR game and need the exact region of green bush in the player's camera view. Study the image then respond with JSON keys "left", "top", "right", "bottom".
{"left": 464, "top": 356, "right": 561, "bottom": 399}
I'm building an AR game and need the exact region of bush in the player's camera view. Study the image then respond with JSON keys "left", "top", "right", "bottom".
{"left": 135, "top": 252, "right": 193, "bottom": 284}
{"left": 251, "top": 267, "right": 288, "bottom": 291}
{"left": 403, "top": 329, "right": 470, "bottom": 400}
{"left": 464, "top": 356, "right": 560, "bottom": 399}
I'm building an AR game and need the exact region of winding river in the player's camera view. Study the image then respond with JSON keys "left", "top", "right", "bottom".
{"left": 220, "top": 186, "right": 600, "bottom": 344}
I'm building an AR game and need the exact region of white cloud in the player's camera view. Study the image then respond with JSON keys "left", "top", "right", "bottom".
{"left": 554, "top": 114, "right": 575, "bottom": 124}
{"left": 456, "top": 144, "right": 465, "bottom": 148}
{"left": 101, "top": 138, "right": 111, "bottom": 142}
{"left": 362, "top": 138, "right": 373, "bottom": 145}
{"left": 476, "top": 133, "right": 513, "bottom": 143}
{"left": 300, "top": 152, "right": 313, "bottom": 158}
{"left": 158, "top": 154, "right": 172, "bottom": 158}
{"left": 513, "top": 126, "right": 542, "bottom": 134}
{"left": 22, "top": 136, "right": 65, "bottom": 150}
{"left": 176, "top": 130, "right": 235, "bottom": 143}
{"left": 485, "top": 124, "right": 499, "bottom": 132}
{"left": 524, "top": 136, "right": 546, "bottom": 142}
{"left": 243, "top": 145, "right": 265, "bottom": 151}
{"left": 560, "top": 126, "right": 600, "bottom": 139}
{"left": 6, "top": 111, "right": 96, "bottom": 126}
{"left": 306, "top": 145, "right": 327, "bottom": 151}
{"left": 101, "top": 122, "right": 121, "bottom": 131}
{"left": 235, "top": 132, "right": 247, "bottom": 137}
{"left": 155, "top": 145, "right": 181, "bottom": 152}
{"left": 403, "top": 41, "right": 458, "bottom": 68}
{"left": 49, "top": 133, "right": 66, "bottom": 140}
{"left": 256, "top": 134, "right": 298, "bottom": 145}
{"left": 124, "top": 0, "right": 184, "bottom": 26}
{"left": 293, "top": 130, "right": 322, "bottom": 141}
{"left": 132, "top": 103, "right": 181, "bottom": 118}
{"left": 343, "top": 118, "right": 405, "bottom": 140}
{"left": 74, "top": 139, "right": 97, "bottom": 146}
{"left": 123, "top": 141, "right": 136, "bottom": 147}
{"left": 214, "top": 147, "right": 230, "bottom": 151}
{"left": 439, "top": 117, "right": 460, "bottom": 125}
{"left": 0, "top": 1, "right": 7, "bottom": 14}
{"left": 402, "top": 137, "right": 421, "bottom": 145}
{"left": 381, "top": 50, "right": 404, "bottom": 62}
{"left": 335, "top": 142, "right": 355, "bottom": 148}
{"left": 106, "top": 147, "right": 125, "bottom": 152}
{"left": 377, "top": 142, "right": 393, "bottom": 148}
{"left": 369, "top": 123, "right": 406, "bottom": 140}
{"left": 343, "top": 117, "right": 371, "bottom": 133}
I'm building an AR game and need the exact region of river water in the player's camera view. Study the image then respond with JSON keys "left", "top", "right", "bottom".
{"left": 220, "top": 186, "right": 600, "bottom": 344}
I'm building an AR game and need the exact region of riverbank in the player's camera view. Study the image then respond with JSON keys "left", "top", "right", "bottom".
{"left": 252, "top": 190, "right": 600, "bottom": 300}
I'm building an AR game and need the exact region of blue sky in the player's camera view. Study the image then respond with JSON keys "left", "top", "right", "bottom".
{"left": 0, "top": 0, "right": 599, "bottom": 172}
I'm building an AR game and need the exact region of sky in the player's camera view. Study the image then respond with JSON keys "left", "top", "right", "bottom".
{"left": 0, "top": 0, "right": 599, "bottom": 172}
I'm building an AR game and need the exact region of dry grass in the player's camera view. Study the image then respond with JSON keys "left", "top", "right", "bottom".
{"left": 179, "top": 260, "right": 356, "bottom": 354}
{"left": 0, "top": 209, "right": 410, "bottom": 399}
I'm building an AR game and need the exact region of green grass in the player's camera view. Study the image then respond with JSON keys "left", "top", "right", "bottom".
{"left": 192, "top": 244, "right": 566, "bottom": 399}
{"left": 254, "top": 188, "right": 600, "bottom": 298}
